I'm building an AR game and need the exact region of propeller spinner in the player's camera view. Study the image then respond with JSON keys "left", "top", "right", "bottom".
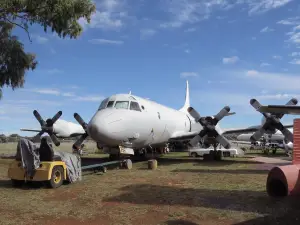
{"left": 249, "top": 98, "right": 297, "bottom": 143}
{"left": 31, "top": 110, "right": 62, "bottom": 146}
{"left": 187, "top": 106, "right": 232, "bottom": 149}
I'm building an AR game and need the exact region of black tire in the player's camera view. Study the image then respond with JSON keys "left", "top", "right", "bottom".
{"left": 191, "top": 152, "right": 197, "bottom": 158}
{"left": 47, "top": 166, "right": 64, "bottom": 188}
{"left": 11, "top": 179, "right": 24, "bottom": 187}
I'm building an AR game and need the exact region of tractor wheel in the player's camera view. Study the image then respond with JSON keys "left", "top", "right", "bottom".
{"left": 47, "top": 166, "right": 64, "bottom": 188}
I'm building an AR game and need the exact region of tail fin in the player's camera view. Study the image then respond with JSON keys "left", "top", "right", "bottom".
{"left": 179, "top": 80, "right": 190, "bottom": 112}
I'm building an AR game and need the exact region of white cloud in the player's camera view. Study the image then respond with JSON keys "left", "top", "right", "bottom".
{"left": 272, "top": 55, "right": 282, "bottom": 60}
{"left": 88, "top": 39, "right": 124, "bottom": 45}
{"left": 78, "top": 0, "right": 130, "bottom": 31}
{"left": 50, "top": 48, "right": 56, "bottom": 54}
{"left": 252, "top": 37, "right": 257, "bottom": 40}
{"left": 46, "top": 69, "right": 63, "bottom": 74}
{"left": 140, "top": 29, "right": 156, "bottom": 40}
{"left": 62, "top": 92, "right": 76, "bottom": 97}
{"left": 159, "top": 0, "right": 293, "bottom": 29}
{"left": 255, "top": 93, "right": 300, "bottom": 100}
{"left": 222, "top": 56, "right": 239, "bottom": 64}
{"left": 277, "top": 17, "right": 300, "bottom": 25}
{"left": 180, "top": 72, "right": 198, "bottom": 78}
{"left": 242, "top": 70, "right": 300, "bottom": 91}
{"left": 184, "top": 49, "right": 190, "bottom": 53}
{"left": 72, "top": 95, "right": 105, "bottom": 102}
{"left": 28, "top": 88, "right": 61, "bottom": 96}
{"left": 260, "top": 62, "right": 271, "bottom": 67}
{"left": 184, "top": 28, "right": 196, "bottom": 32}
{"left": 289, "top": 52, "right": 300, "bottom": 57}
{"left": 247, "top": 0, "right": 294, "bottom": 15}
{"left": 289, "top": 59, "right": 300, "bottom": 65}
{"left": 260, "top": 26, "right": 274, "bottom": 33}
{"left": 32, "top": 34, "right": 48, "bottom": 44}
{"left": 246, "top": 70, "right": 259, "bottom": 76}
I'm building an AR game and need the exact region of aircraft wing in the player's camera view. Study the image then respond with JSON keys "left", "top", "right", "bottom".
{"left": 168, "top": 131, "right": 200, "bottom": 141}
{"left": 221, "top": 124, "right": 294, "bottom": 135}
{"left": 257, "top": 105, "right": 300, "bottom": 115}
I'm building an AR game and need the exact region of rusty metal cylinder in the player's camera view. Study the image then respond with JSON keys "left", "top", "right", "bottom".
{"left": 266, "top": 164, "right": 300, "bottom": 197}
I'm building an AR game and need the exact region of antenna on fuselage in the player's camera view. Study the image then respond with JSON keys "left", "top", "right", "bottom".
{"left": 129, "top": 91, "right": 132, "bottom": 95}
{"left": 179, "top": 80, "right": 190, "bottom": 112}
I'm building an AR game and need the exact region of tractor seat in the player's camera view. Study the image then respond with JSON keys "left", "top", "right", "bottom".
{"left": 39, "top": 137, "right": 62, "bottom": 161}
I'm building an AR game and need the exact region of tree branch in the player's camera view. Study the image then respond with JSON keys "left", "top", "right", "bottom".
{"left": 2, "top": 17, "right": 32, "bottom": 42}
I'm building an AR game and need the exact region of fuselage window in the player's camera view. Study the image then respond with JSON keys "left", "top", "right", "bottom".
{"left": 130, "top": 101, "right": 141, "bottom": 111}
{"left": 115, "top": 101, "right": 129, "bottom": 109}
{"left": 106, "top": 101, "right": 114, "bottom": 108}
{"left": 98, "top": 98, "right": 109, "bottom": 111}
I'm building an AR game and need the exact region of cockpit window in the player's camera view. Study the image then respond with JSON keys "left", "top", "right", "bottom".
{"left": 114, "top": 101, "right": 129, "bottom": 109}
{"left": 106, "top": 101, "right": 114, "bottom": 108}
{"left": 98, "top": 98, "right": 109, "bottom": 111}
{"left": 130, "top": 101, "right": 141, "bottom": 111}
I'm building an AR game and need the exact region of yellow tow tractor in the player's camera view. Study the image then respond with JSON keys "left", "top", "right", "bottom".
{"left": 8, "top": 137, "right": 68, "bottom": 188}
{"left": 7, "top": 110, "right": 133, "bottom": 189}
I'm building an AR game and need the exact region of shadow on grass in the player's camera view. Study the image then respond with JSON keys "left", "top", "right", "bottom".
{"left": 171, "top": 169, "right": 269, "bottom": 175}
{"left": 165, "top": 220, "right": 198, "bottom": 225}
{"left": 103, "top": 184, "right": 300, "bottom": 214}
{"left": 156, "top": 157, "right": 262, "bottom": 167}
{"left": 233, "top": 214, "right": 300, "bottom": 225}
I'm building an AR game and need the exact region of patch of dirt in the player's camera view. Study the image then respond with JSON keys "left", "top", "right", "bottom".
{"left": 132, "top": 209, "right": 168, "bottom": 225}
{"left": 40, "top": 216, "right": 112, "bottom": 225}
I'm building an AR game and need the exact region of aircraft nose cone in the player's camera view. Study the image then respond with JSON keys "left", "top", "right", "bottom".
{"left": 87, "top": 110, "right": 124, "bottom": 144}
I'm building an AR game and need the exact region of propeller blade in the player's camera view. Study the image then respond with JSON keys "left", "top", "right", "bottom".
{"left": 214, "top": 106, "right": 230, "bottom": 122}
{"left": 281, "top": 127, "right": 294, "bottom": 143}
{"left": 189, "top": 135, "right": 202, "bottom": 147}
{"left": 250, "top": 128, "right": 266, "bottom": 142}
{"left": 215, "top": 134, "right": 231, "bottom": 149}
{"left": 50, "top": 134, "right": 60, "bottom": 146}
{"left": 33, "top": 110, "right": 46, "bottom": 127}
{"left": 250, "top": 99, "right": 262, "bottom": 111}
{"left": 74, "top": 113, "right": 88, "bottom": 130}
{"left": 51, "top": 111, "right": 62, "bottom": 124}
{"left": 73, "top": 133, "right": 88, "bottom": 150}
{"left": 187, "top": 107, "right": 201, "bottom": 121}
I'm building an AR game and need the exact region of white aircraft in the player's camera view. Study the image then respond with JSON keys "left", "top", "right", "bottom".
{"left": 20, "top": 81, "right": 299, "bottom": 160}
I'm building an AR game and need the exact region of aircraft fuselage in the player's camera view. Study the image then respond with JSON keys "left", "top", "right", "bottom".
{"left": 86, "top": 94, "right": 203, "bottom": 151}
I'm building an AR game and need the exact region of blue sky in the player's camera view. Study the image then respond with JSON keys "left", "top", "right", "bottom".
{"left": 1, "top": 0, "right": 300, "bottom": 136}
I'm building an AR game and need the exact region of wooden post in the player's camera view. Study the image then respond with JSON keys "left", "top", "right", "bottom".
{"left": 148, "top": 159, "right": 158, "bottom": 170}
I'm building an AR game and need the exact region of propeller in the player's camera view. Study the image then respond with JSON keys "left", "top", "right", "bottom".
{"left": 187, "top": 106, "right": 232, "bottom": 149}
{"left": 31, "top": 110, "right": 62, "bottom": 146}
{"left": 249, "top": 98, "right": 297, "bottom": 143}
{"left": 72, "top": 113, "right": 89, "bottom": 150}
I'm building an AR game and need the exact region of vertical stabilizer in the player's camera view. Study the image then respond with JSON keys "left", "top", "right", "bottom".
{"left": 179, "top": 80, "right": 190, "bottom": 112}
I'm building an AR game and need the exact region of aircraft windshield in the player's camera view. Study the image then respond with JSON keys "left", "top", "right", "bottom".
{"left": 107, "top": 101, "right": 114, "bottom": 108}
{"left": 130, "top": 101, "right": 141, "bottom": 111}
{"left": 98, "top": 98, "right": 109, "bottom": 111}
{"left": 115, "top": 101, "right": 129, "bottom": 109}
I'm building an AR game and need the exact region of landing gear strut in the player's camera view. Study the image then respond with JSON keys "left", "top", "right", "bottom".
{"left": 203, "top": 144, "right": 223, "bottom": 161}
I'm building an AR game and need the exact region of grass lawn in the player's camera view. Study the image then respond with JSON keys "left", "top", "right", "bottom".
{"left": 0, "top": 151, "right": 299, "bottom": 225}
